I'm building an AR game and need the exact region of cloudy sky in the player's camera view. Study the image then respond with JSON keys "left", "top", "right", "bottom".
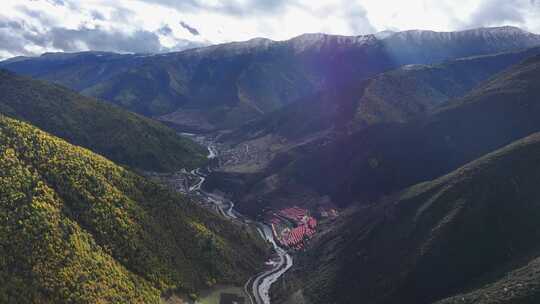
{"left": 0, "top": 0, "right": 539, "bottom": 59}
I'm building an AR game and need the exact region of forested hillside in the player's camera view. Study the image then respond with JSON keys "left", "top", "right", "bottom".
{"left": 0, "top": 69, "right": 206, "bottom": 172}
{"left": 0, "top": 115, "right": 266, "bottom": 303}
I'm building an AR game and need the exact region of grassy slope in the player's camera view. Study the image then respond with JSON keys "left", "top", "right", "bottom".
{"left": 285, "top": 132, "right": 540, "bottom": 304}
{"left": 227, "top": 46, "right": 540, "bottom": 144}
{"left": 0, "top": 69, "right": 206, "bottom": 172}
{"left": 280, "top": 53, "right": 540, "bottom": 207}
{"left": 355, "top": 46, "right": 540, "bottom": 126}
{"left": 0, "top": 115, "right": 266, "bottom": 303}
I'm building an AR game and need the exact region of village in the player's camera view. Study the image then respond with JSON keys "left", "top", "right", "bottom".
{"left": 265, "top": 206, "right": 338, "bottom": 251}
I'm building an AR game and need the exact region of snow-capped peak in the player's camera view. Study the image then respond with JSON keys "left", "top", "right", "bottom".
{"left": 181, "top": 36, "right": 274, "bottom": 57}
{"left": 374, "top": 30, "right": 396, "bottom": 40}
{"left": 288, "top": 33, "right": 377, "bottom": 52}
{"left": 379, "top": 26, "right": 538, "bottom": 43}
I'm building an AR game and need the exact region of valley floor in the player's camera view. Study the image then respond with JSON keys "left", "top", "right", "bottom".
{"left": 149, "top": 134, "right": 305, "bottom": 304}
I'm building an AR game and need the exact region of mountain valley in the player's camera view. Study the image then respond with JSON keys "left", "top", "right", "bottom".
{"left": 3, "top": 22, "right": 540, "bottom": 304}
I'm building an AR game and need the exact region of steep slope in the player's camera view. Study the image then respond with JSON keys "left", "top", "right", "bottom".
{"left": 3, "top": 27, "right": 539, "bottom": 130}
{"left": 277, "top": 132, "right": 540, "bottom": 304}
{"left": 227, "top": 46, "right": 540, "bottom": 143}
{"left": 207, "top": 50, "right": 540, "bottom": 216}
{"left": 0, "top": 69, "right": 206, "bottom": 172}
{"left": 0, "top": 115, "right": 266, "bottom": 303}
{"left": 355, "top": 45, "right": 540, "bottom": 127}
{"left": 267, "top": 52, "right": 540, "bottom": 209}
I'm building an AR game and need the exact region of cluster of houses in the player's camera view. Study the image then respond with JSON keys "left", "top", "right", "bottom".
{"left": 268, "top": 207, "right": 318, "bottom": 250}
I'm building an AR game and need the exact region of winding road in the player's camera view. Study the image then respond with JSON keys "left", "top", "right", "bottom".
{"left": 250, "top": 225, "right": 293, "bottom": 304}
{"left": 187, "top": 141, "right": 292, "bottom": 304}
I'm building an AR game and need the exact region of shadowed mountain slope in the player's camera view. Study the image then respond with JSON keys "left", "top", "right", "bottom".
{"left": 278, "top": 132, "right": 540, "bottom": 304}
{"left": 226, "top": 46, "right": 540, "bottom": 143}
{"left": 208, "top": 50, "right": 540, "bottom": 216}
{"left": 278, "top": 52, "right": 540, "bottom": 208}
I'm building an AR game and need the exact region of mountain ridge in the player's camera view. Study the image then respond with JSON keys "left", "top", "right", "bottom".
{"left": 3, "top": 26, "right": 538, "bottom": 130}
{"left": 276, "top": 50, "right": 540, "bottom": 208}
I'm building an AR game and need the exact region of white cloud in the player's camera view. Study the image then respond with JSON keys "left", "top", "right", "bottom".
{"left": 0, "top": 0, "right": 539, "bottom": 60}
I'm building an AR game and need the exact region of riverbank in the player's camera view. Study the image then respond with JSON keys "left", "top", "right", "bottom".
{"left": 154, "top": 134, "right": 293, "bottom": 304}
{"left": 163, "top": 285, "right": 248, "bottom": 304}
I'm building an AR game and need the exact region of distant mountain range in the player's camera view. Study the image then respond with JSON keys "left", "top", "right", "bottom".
{"left": 2, "top": 26, "right": 539, "bottom": 131}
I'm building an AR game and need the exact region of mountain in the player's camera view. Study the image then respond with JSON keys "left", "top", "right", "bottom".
{"left": 226, "top": 46, "right": 540, "bottom": 143}
{"left": 380, "top": 26, "right": 540, "bottom": 64}
{"left": 0, "top": 115, "right": 266, "bottom": 303}
{"left": 204, "top": 48, "right": 540, "bottom": 215}
{"left": 250, "top": 51, "right": 540, "bottom": 212}
{"left": 217, "top": 50, "right": 540, "bottom": 214}
{"left": 353, "top": 45, "right": 540, "bottom": 128}
{"left": 275, "top": 132, "right": 540, "bottom": 304}
{"left": 3, "top": 27, "right": 539, "bottom": 130}
{"left": 0, "top": 69, "right": 206, "bottom": 172}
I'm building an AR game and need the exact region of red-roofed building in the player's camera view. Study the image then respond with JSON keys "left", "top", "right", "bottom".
{"left": 279, "top": 207, "right": 308, "bottom": 223}
{"left": 307, "top": 218, "right": 317, "bottom": 229}
{"left": 278, "top": 216, "right": 318, "bottom": 249}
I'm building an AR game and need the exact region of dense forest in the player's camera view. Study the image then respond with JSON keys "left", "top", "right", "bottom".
{"left": 0, "top": 69, "right": 207, "bottom": 172}
{"left": 0, "top": 115, "right": 266, "bottom": 303}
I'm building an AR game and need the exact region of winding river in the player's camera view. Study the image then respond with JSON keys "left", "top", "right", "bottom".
{"left": 188, "top": 143, "right": 293, "bottom": 304}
